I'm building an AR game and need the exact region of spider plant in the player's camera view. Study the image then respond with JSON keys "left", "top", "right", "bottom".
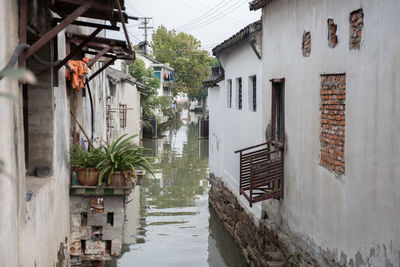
{"left": 69, "top": 144, "right": 104, "bottom": 169}
{"left": 97, "top": 134, "right": 153, "bottom": 186}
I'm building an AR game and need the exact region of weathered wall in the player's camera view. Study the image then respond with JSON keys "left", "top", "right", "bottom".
{"left": 19, "top": 25, "right": 71, "bottom": 267}
{"left": 0, "top": 0, "right": 22, "bottom": 266}
{"left": 258, "top": 0, "right": 400, "bottom": 265}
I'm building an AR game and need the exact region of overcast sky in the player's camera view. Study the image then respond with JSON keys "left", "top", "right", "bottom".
{"left": 107, "top": 0, "right": 261, "bottom": 53}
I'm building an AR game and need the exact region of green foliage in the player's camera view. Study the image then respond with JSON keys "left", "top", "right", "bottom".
{"left": 69, "top": 145, "right": 104, "bottom": 169}
{"left": 152, "top": 25, "right": 212, "bottom": 101}
{"left": 0, "top": 160, "right": 3, "bottom": 173}
{"left": 97, "top": 134, "right": 153, "bottom": 185}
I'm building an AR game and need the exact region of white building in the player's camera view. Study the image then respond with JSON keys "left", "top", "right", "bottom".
{"left": 106, "top": 67, "right": 143, "bottom": 144}
{"left": 0, "top": 0, "right": 134, "bottom": 266}
{"left": 208, "top": 0, "right": 400, "bottom": 266}
{"left": 137, "top": 53, "right": 176, "bottom": 97}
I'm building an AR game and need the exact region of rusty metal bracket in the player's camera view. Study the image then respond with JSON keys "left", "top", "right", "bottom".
{"left": 87, "top": 46, "right": 111, "bottom": 68}
{"left": 56, "top": 28, "right": 102, "bottom": 70}
{"left": 114, "top": 0, "right": 133, "bottom": 56}
{"left": 88, "top": 57, "right": 116, "bottom": 82}
{"left": 25, "top": 2, "right": 92, "bottom": 58}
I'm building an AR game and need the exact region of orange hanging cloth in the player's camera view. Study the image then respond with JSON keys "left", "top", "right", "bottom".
{"left": 65, "top": 58, "right": 91, "bottom": 92}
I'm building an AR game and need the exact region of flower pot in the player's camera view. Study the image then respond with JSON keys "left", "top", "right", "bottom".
{"left": 77, "top": 168, "right": 99, "bottom": 186}
{"left": 107, "top": 171, "right": 129, "bottom": 187}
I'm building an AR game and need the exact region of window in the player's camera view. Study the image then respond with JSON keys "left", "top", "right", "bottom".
{"left": 271, "top": 79, "right": 285, "bottom": 142}
{"left": 154, "top": 71, "right": 161, "bottom": 80}
{"left": 237, "top": 78, "right": 242, "bottom": 110}
{"left": 248, "top": 75, "right": 257, "bottom": 111}
{"left": 119, "top": 104, "right": 127, "bottom": 128}
{"left": 227, "top": 79, "right": 232, "bottom": 108}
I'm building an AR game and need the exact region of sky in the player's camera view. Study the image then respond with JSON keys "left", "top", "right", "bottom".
{"left": 107, "top": 0, "right": 261, "bottom": 54}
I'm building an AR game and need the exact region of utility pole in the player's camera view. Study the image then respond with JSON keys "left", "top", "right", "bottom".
{"left": 138, "top": 17, "right": 153, "bottom": 55}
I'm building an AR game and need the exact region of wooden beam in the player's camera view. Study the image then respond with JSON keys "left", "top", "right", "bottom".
{"left": 56, "top": 28, "right": 102, "bottom": 70}
{"left": 114, "top": 0, "right": 133, "bottom": 55}
{"left": 88, "top": 57, "right": 116, "bottom": 82}
{"left": 53, "top": 18, "right": 120, "bottom": 31}
{"left": 18, "top": 0, "right": 27, "bottom": 67}
{"left": 25, "top": 2, "right": 92, "bottom": 58}
{"left": 87, "top": 46, "right": 111, "bottom": 68}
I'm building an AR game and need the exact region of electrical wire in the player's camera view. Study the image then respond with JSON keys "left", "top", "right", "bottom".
{"left": 182, "top": 0, "right": 248, "bottom": 32}
{"left": 174, "top": 0, "right": 243, "bottom": 28}
{"left": 173, "top": 0, "right": 231, "bottom": 31}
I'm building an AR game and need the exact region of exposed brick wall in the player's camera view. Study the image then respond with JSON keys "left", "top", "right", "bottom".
{"left": 327, "top": 18, "right": 338, "bottom": 48}
{"left": 350, "top": 9, "right": 364, "bottom": 49}
{"left": 320, "top": 74, "right": 346, "bottom": 175}
{"left": 302, "top": 31, "right": 311, "bottom": 57}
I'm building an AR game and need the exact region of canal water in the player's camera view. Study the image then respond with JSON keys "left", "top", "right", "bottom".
{"left": 111, "top": 111, "right": 248, "bottom": 267}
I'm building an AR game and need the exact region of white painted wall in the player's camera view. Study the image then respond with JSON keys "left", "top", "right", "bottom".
{"left": 0, "top": 1, "right": 22, "bottom": 266}
{"left": 256, "top": 0, "right": 400, "bottom": 265}
{"left": 209, "top": 38, "right": 264, "bottom": 218}
{"left": 119, "top": 81, "right": 141, "bottom": 144}
{"left": 105, "top": 72, "right": 141, "bottom": 145}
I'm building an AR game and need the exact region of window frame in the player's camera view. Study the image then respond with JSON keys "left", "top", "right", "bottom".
{"left": 119, "top": 103, "right": 127, "bottom": 128}
{"left": 237, "top": 77, "right": 242, "bottom": 110}
{"left": 270, "top": 78, "right": 285, "bottom": 143}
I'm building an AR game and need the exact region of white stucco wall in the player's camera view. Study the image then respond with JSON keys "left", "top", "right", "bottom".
{"left": 0, "top": 3, "right": 72, "bottom": 265}
{"left": 209, "top": 39, "right": 264, "bottom": 218}
{"left": 257, "top": 0, "right": 400, "bottom": 265}
{"left": 119, "top": 82, "right": 141, "bottom": 144}
{"left": 0, "top": 1, "right": 22, "bottom": 266}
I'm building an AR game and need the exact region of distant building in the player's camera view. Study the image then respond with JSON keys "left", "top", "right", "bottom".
{"left": 137, "top": 53, "right": 176, "bottom": 97}
{"left": 106, "top": 67, "right": 144, "bottom": 144}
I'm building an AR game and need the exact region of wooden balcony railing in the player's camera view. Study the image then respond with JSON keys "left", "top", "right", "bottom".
{"left": 235, "top": 142, "right": 284, "bottom": 207}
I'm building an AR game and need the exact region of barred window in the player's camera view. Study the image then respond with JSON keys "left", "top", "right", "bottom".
{"left": 119, "top": 104, "right": 127, "bottom": 128}
{"left": 227, "top": 79, "right": 232, "bottom": 108}
{"left": 237, "top": 78, "right": 242, "bottom": 110}
{"left": 248, "top": 75, "right": 257, "bottom": 111}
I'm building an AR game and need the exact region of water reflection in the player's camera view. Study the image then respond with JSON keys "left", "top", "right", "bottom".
{"left": 112, "top": 111, "right": 247, "bottom": 267}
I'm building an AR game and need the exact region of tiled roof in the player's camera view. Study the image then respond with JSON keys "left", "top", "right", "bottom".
{"left": 106, "top": 67, "right": 143, "bottom": 88}
{"left": 249, "top": 0, "right": 274, "bottom": 11}
{"left": 212, "top": 20, "right": 262, "bottom": 56}
{"left": 203, "top": 67, "right": 224, "bottom": 87}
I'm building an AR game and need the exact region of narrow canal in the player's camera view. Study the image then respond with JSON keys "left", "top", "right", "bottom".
{"left": 110, "top": 111, "right": 248, "bottom": 267}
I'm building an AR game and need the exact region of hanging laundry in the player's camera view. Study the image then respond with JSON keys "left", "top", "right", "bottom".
{"left": 65, "top": 58, "right": 92, "bottom": 92}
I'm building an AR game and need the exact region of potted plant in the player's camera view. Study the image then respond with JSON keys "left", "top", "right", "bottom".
{"left": 97, "top": 134, "right": 153, "bottom": 187}
{"left": 70, "top": 145, "right": 104, "bottom": 186}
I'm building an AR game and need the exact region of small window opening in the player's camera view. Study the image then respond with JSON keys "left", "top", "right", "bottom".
{"left": 119, "top": 104, "right": 127, "bottom": 128}
{"left": 248, "top": 75, "right": 257, "bottom": 111}
{"left": 81, "top": 240, "right": 86, "bottom": 254}
{"left": 271, "top": 80, "right": 285, "bottom": 142}
{"left": 227, "top": 79, "right": 232, "bottom": 108}
{"left": 107, "top": 212, "right": 114, "bottom": 226}
{"left": 91, "top": 226, "right": 103, "bottom": 241}
{"left": 237, "top": 78, "right": 242, "bottom": 110}
{"left": 90, "top": 198, "right": 104, "bottom": 213}
{"left": 105, "top": 240, "right": 112, "bottom": 254}
{"left": 81, "top": 212, "right": 88, "bottom": 227}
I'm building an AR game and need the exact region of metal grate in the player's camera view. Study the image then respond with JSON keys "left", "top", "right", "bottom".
{"left": 235, "top": 142, "right": 284, "bottom": 207}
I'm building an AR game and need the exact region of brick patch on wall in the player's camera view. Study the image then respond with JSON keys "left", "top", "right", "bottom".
{"left": 302, "top": 31, "right": 311, "bottom": 57}
{"left": 327, "top": 18, "right": 338, "bottom": 48}
{"left": 349, "top": 9, "right": 364, "bottom": 49}
{"left": 320, "top": 74, "right": 346, "bottom": 174}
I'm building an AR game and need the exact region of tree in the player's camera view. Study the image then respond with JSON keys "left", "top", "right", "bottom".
{"left": 123, "top": 59, "right": 160, "bottom": 120}
{"left": 151, "top": 25, "right": 212, "bottom": 101}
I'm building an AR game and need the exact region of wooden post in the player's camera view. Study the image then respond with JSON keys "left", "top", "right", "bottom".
{"left": 72, "top": 89, "right": 77, "bottom": 144}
